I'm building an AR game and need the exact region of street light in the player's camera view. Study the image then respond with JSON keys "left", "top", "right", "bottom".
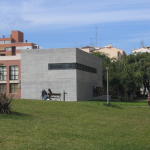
{"left": 106, "top": 67, "right": 109, "bottom": 104}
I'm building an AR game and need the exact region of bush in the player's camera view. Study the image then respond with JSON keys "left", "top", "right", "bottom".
{"left": 0, "top": 93, "right": 13, "bottom": 114}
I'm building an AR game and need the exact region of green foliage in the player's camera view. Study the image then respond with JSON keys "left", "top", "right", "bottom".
{"left": 92, "top": 52, "right": 112, "bottom": 94}
{"left": 93, "top": 52, "right": 150, "bottom": 101}
{"left": 0, "top": 93, "right": 13, "bottom": 114}
{"left": 92, "top": 52, "right": 111, "bottom": 65}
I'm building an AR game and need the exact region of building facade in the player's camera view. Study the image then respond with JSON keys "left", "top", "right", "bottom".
{"left": 0, "top": 30, "right": 39, "bottom": 56}
{"left": 0, "top": 31, "right": 102, "bottom": 101}
{"left": 21, "top": 48, "right": 102, "bottom": 101}
{"left": 80, "top": 46, "right": 96, "bottom": 53}
{"left": 0, "top": 54, "right": 21, "bottom": 98}
{"left": 0, "top": 30, "right": 39, "bottom": 98}
{"left": 131, "top": 47, "right": 150, "bottom": 54}
{"left": 81, "top": 44, "right": 126, "bottom": 59}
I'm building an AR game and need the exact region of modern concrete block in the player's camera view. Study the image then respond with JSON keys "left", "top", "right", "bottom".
{"left": 21, "top": 48, "right": 102, "bottom": 101}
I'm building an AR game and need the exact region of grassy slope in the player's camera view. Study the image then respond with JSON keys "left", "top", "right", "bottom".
{"left": 0, "top": 100, "right": 150, "bottom": 150}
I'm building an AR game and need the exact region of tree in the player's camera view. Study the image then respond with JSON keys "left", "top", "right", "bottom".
{"left": 93, "top": 51, "right": 150, "bottom": 101}
{"left": 92, "top": 52, "right": 111, "bottom": 95}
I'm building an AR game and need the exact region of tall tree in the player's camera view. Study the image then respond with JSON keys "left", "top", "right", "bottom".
{"left": 92, "top": 52, "right": 150, "bottom": 101}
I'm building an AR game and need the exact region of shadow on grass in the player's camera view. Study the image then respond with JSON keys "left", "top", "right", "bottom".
{"left": 0, "top": 111, "right": 33, "bottom": 120}
{"left": 103, "top": 103, "right": 123, "bottom": 109}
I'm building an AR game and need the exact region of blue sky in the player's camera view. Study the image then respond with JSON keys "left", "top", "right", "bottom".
{"left": 0, "top": 0, "right": 150, "bottom": 54}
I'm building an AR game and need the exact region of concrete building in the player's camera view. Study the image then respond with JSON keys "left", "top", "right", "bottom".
{"left": 131, "top": 47, "right": 150, "bottom": 54}
{"left": 81, "top": 44, "right": 126, "bottom": 59}
{"left": 0, "top": 31, "right": 102, "bottom": 101}
{"left": 80, "top": 46, "right": 96, "bottom": 53}
{"left": 21, "top": 48, "right": 102, "bottom": 101}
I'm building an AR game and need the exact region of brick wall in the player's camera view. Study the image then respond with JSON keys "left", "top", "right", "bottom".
{"left": 0, "top": 60, "right": 21, "bottom": 99}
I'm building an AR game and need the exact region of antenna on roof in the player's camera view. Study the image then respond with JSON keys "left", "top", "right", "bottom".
{"left": 95, "top": 26, "right": 98, "bottom": 47}
{"left": 140, "top": 38, "right": 144, "bottom": 48}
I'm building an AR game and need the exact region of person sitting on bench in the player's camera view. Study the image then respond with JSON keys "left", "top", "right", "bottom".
{"left": 48, "top": 88, "right": 52, "bottom": 99}
{"left": 42, "top": 89, "right": 48, "bottom": 100}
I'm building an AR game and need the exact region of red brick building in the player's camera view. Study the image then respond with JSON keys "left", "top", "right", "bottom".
{"left": 0, "top": 30, "right": 39, "bottom": 98}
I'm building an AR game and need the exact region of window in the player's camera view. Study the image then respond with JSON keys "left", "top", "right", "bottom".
{"left": 0, "top": 66, "right": 7, "bottom": 80}
{"left": 12, "top": 47, "right": 16, "bottom": 56}
{"left": 118, "top": 52, "right": 121, "bottom": 58}
{"left": 5, "top": 47, "right": 11, "bottom": 51}
{"left": 48, "top": 63, "right": 97, "bottom": 74}
{"left": 0, "top": 84, "right": 6, "bottom": 93}
{"left": 93, "top": 87, "right": 102, "bottom": 97}
{"left": 10, "top": 83, "right": 18, "bottom": 93}
{"left": 10, "top": 66, "right": 18, "bottom": 80}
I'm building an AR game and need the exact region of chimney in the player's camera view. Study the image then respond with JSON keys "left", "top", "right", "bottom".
{"left": 26, "top": 40, "right": 27, "bottom": 43}
{"left": 3, "top": 35, "right": 5, "bottom": 38}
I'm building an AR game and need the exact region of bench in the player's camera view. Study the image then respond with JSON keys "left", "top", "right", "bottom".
{"left": 48, "top": 93, "right": 61, "bottom": 101}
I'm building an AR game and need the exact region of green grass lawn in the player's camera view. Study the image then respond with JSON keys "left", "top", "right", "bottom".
{"left": 0, "top": 99, "right": 150, "bottom": 150}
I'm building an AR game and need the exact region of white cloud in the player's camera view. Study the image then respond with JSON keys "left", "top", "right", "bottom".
{"left": 60, "top": 0, "right": 73, "bottom": 4}
{"left": 0, "top": 0, "right": 149, "bottom": 30}
{"left": 22, "top": 9, "right": 150, "bottom": 27}
{"left": 0, "top": 15, "right": 32, "bottom": 30}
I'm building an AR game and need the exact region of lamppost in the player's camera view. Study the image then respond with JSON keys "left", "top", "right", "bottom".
{"left": 106, "top": 67, "right": 109, "bottom": 104}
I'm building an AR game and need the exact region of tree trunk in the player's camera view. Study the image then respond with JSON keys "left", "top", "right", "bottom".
{"left": 130, "top": 93, "right": 133, "bottom": 100}
{"left": 117, "top": 92, "right": 120, "bottom": 101}
{"left": 144, "top": 86, "right": 146, "bottom": 98}
{"left": 124, "top": 92, "right": 128, "bottom": 101}
{"left": 124, "top": 92, "right": 126, "bottom": 101}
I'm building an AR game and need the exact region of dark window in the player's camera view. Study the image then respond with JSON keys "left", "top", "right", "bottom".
{"left": 80, "top": 64, "right": 83, "bottom": 70}
{"left": 64, "top": 63, "right": 73, "bottom": 69}
{"left": 12, "top": 47, "right": 16, "bottom": 56}
{"left": 10, "top": 66, "right": 18, "bottom": 80}
{"left": 0, "top": 84, "right": 6, "bottom": 93}
{"left": 48, "top": 63, "right": 97, "bottom": 74}
{"left": 0, "top": 66, "right": 7, "bottom": 81}
{"left": 76, "top": 63, "right": 79, "bottom": 70}
{"left": 10, "top": 83, "right": 18, "bottom": 93}
{"left": 83, "top": 65, "right": 86, "bottom": 71}
{"left": 72, "top": 63, "right": 76, "bottom": 69}
{"left": 93, "top": 87, "right": 102, "bottom": 97}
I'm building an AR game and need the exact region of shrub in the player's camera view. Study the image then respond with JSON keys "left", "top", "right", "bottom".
{"left": 0, "top": 93, "right": 13, "bottom": 114}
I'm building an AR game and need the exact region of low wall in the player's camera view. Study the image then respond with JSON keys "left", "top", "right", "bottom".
{"left": 97, "top": 95, "right": 111, "bottom": 100}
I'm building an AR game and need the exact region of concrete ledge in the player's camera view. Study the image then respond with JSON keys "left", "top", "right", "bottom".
{"left": 9, "top": 80, "right": 19, "bottom": 83}
{"left": 93, "top": 95, "right": 111, "bottom": 100}
{"left": 0, "top": 81, "right": 7, "bottom": 83}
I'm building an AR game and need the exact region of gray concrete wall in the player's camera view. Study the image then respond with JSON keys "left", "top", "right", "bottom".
{"left": 21, "top": 48, "right": 77, "bottom": 101}
{"left": 21, "top": 47, "right": 102, "bottom": 101}
{"left": 76, "top": 49, "right": 102, "bottom": 101}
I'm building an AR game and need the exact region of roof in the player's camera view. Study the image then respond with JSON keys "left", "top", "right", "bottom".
{"left": 131, "top": 47, "right": 150, "bottom": 52}
{"left": 101, "top": 46, "right": 125, "bottom": 52}
{"left": 81, "top": 46, "right": 94, "bottom": 49}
